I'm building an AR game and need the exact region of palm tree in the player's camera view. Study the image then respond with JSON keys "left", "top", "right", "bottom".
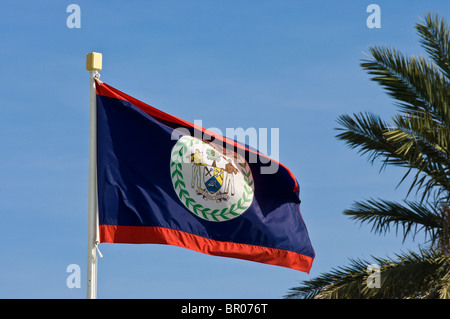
{"left": 286, "top": 13, "right": 450, "bottom": 299}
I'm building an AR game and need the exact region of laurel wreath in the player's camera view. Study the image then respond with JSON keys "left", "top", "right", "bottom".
{"left": 170, "top": 136, "right": 254, "bottom": 222}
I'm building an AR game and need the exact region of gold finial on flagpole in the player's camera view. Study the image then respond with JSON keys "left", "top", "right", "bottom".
{"left": 86, "top": 52, "right": 102, "bottom": 71}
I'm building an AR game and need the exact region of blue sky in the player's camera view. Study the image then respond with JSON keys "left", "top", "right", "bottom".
{"left": 1, "top": 1, "right": 449, "bottom": 299}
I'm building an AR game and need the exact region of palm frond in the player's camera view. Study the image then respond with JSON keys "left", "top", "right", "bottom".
{"left": 368, "top": 249, "right": 449, "bottom": 299}
{"left": 285, "top": 257, "right": 369, "bottom": 299}
{"left": 286, "top": 249, "right": 449, "bottom": 299}
{"left": 385, "top": 114, "right": 450, "bottom": 199}
{"left": 416, "top": 12, "right": 450, "bottom": 80}
{"left": 336, "top": 112, "right": 398, "bottom": 166}
{"left": 336, "top": 110, "right": 450, "bottom": 201}
{"left": 343, "top": 198, "right": 443, "bottom": 244}
{"left": 438, "top": 265, "right": 450, "bottom": 298}
{"left": 336, "top": 112, "right": 449, "bottom": 200}
{"left": 361, "top": 46, "right": 450, "bottom": 129}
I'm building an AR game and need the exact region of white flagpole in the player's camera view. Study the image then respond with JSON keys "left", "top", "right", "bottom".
{"left": 86, "top": 52, "right": 102, "bottom": 299}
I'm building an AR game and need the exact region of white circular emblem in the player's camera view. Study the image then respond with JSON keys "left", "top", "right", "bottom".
{"left": 170, "top": 135, "right": 254, "bottom": 222}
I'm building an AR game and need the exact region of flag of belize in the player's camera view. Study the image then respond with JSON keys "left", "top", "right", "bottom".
{"left": 96, "top": 80, "right": 315, "bottom": 273}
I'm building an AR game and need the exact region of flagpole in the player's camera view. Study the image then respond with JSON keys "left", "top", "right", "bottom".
{"left": 86, "top": 52, "right": 102, "bottom": 299}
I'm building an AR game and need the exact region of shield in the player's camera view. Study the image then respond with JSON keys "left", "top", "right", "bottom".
{"left": 203, "top": 166, "right": 224, "bottom": 194}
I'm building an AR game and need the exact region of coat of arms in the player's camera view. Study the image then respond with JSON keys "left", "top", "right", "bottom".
{"left": 170, "top": 136, "right": 254, "bottom": 222}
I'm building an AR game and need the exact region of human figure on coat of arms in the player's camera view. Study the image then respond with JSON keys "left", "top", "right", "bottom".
{"left": 223, "top": 159, "right": 238, "bottom": 196}
{"left": 189, "top": 149, "right": 204, "bottom": 189}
